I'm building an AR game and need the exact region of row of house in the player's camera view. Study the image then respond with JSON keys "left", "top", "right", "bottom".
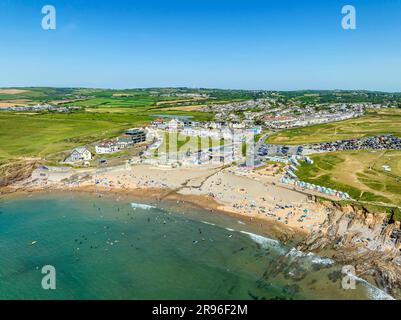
{"left": 262, "top": 112, "right": 363, "bottom": 129}
{"left": 63, "top": 128, "right": 147, "bottom": 163}
{"left": 95, "top": 128, "right": 147, "bottom": 154}
{"left": 152, "top": 118, "right": 262, "bottom": 137}
{"left": 1, "top": 104, "right": 82, "bottom": 113}
{"left": 180, "top": 127, "right": 250, "bottom": 142}
{"left": 153, "top": 118, "right": 260, "bottom": 130}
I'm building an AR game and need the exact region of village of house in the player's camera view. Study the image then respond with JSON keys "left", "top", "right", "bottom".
{"left": 57, "top": 95, "right": 397, "bottom": 169}
{"left": 53, "top": 97, "right": 401, "bottom": 205}
{"left": 63, "top": 117, "right": 261, "bottom": 167}
{"left": 4, "top": 92, "right": 401, "bottom": 234}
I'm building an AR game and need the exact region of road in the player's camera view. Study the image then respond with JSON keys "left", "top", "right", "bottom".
{"left": 254, "top": 131, "right": 280, "bottom": 162}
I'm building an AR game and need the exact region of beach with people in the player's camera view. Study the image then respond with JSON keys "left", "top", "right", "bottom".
{"left": 3, "top": 163, "right": 328, "bottom": 237}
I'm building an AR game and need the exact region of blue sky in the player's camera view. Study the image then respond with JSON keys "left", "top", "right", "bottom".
{"left": 0, "top": 0, "right": 400, "bottom": 91}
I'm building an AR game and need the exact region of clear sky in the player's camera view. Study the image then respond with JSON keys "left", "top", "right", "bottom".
{"left": 0, "top": 0, "right": 400, "bottom": 91}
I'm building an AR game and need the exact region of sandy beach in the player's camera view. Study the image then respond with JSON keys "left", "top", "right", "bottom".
{"left": 2, "top": 163, "right": 328, "bottom": 237}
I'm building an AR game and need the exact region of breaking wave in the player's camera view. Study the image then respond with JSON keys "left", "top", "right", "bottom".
{"left": 200, "top": 221, "right": 216, "bottom": 226}
{"left": 240, "top": 231, "right": 285, "bottom": 253}
{"left": 289, "top": 249, "right": 394, "bottom": 300}
{"left": 285, "top": 248, "right": 334, "bottom": 266}
{"left": 345, "top": 272, "right": 395, "bottom": 300}
{"left": 131, "top": 202, "right": 155, "bottom": 210}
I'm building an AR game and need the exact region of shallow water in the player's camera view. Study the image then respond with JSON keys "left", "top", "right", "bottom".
{"left": 0, "top": 192, "right": 390, "bottom": 300}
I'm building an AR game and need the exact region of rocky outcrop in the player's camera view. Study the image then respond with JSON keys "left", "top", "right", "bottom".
{"left": 0, "top": 161, "right": 37, "bottom": 187}
{"left": 298, "top": 201, "right": 401, "bottom": 298}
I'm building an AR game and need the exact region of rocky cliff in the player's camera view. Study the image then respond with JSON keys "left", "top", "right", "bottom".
{"left": 0, "top": 161, "right": 37, "bottom": 187}
{"left": 298, "top": 201, "right": 401, "bottom": 298}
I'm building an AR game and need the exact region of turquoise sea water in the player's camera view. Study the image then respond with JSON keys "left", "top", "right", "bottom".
{"left": 0, "top": 192, "right": 391, "bottom": 300}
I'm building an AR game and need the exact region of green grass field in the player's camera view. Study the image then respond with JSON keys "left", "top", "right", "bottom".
{"left": 0, "top": 88, "right": 217, "bottom": 164}
{"left": 0, "top": 110, "right": 212, "bottom": 163}
{"left": 296, "top": 150, "right": 401, "bottom": 207}
{"left": 0, "top": 112, "right": 153, "bottom": 163}
{"left": 267, "top": 109, "right": 401, "bottom": 145}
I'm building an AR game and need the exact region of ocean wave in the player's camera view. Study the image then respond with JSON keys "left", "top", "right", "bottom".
{"left": 286, "top": 248, "right": 334, "bottom": 266}
{"left": 131, "top": 202, "right": 155, "bottom": 210}
{"left": 240, "top": 231, "right": 284, "bottom": 252}
{"left": 346, "top": 272, "right": 395, "bottom": 300}
{"left": 225, "top": 227, "right": 235, "bottom": 232}
{"left": 200, "top": 221, "right": 216, "bottom": 226}
{"left": 289, "top": 249, "right": 394, "bottom": 300}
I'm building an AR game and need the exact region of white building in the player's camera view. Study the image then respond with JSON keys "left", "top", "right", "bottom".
{"left": 231, "top": 122, "right": 246, "bottom": 129}
{"left": 95, "top": 141, "right": 119, "bottom": 154}
{"left": 167, "top": 119, "right": 184, "bottom": 131}
{"left": 65, "top": 147, "right": 92, "bottom": 163}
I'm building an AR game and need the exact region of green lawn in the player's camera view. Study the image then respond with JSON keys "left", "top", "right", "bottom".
{"left": 296, "top": 150, "right": 401, "bottom": 207}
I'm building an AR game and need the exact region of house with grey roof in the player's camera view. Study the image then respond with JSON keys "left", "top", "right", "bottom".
{"left": 64, "top": 147, "right": 92, "bottom": 163}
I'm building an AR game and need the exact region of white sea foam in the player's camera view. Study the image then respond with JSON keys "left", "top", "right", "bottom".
{"left": 200, "top": 221, "right": 216, "bottom": 226}
{"left": 240, "top": 231, "right": 284, "bottom": 252}
{"left": 199, "top": 218, "right": 391, "bottom": 300}
{"left": 285, "top": 248, "right": 334, "bottom": 266}
{"left": 131, "top": 202, "right": 155, "bottom": 210}
{"left": 345, "top": 272, "right": 395, "bottom": 300}
{"left": 288, "top": 248, "right": 394, "bottom": 300}
{"left": 308, "top": 254, "right": 335, "bottom": 266}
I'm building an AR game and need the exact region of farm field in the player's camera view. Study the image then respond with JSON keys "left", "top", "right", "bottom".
{"left": 162, "top": 105, "right": 206, "bottom": 111}
{"left": 296, "top": 150, "right": 401, "bottom": 207}
{"left": 0, "top": 100, "right": 32, "bottom": 107}
{"left": 84, "top": 105, "right": 214, "bottom": 121}
{"left": 0, "top": 89, "right": 31, "bottom": 95}
{"left": 267, "top": 109, "right": 401, "bottom": 145}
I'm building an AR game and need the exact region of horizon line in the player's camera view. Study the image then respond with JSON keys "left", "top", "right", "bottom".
{"left": 1, "top": 85, "right": 401, "bottom": 94}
